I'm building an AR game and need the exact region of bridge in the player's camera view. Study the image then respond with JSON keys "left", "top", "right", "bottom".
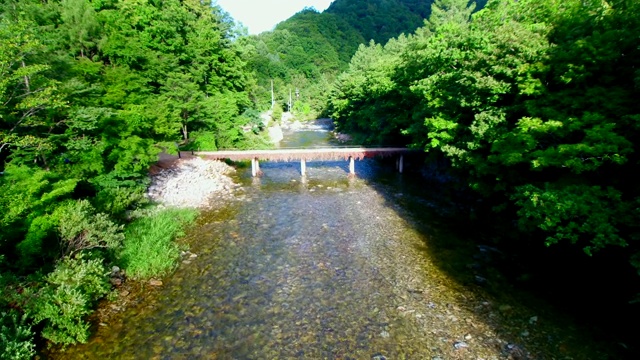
{"left": 195, "top": 147, "right": 412, "bottom": 177}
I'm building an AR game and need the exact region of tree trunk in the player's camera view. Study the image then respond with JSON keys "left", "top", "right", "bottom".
{"left": 21, "top": 60, "right": 30, "bottom": 92}
{"left": 182, "top": 123, "right": 188, "bottom": 141}
{"left": 181, "top": 109, "right": 189, "bottom": 141}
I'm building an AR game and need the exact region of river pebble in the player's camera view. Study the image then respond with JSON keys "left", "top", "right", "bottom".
{"left": 147, "top": 157, "right": 236, "bottom": 208}
{"left": 49, "top": 134, "right": 620, "bottom": 359}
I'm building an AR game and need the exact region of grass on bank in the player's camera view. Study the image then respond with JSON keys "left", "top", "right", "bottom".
{"left": 118, "top": 208, "right": 198, "bottom": 280}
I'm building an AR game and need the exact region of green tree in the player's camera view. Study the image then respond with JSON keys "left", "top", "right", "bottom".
{"left": 330, "top": 0, "right": 640, "bottom": 265}
{"left": 0, "top": 18, "right": 65, "bottom": 166}
{"left": 59, "top": 0, "right": 101, "bottom": 58}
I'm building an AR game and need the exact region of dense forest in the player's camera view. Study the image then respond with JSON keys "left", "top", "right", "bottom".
{"left": 329, "top": 0, "right": 640, "bottom": 338}
{"left": 329, "top": 0, "right": 640, "bottom": 267}
{"left": 0, "top": 0, "right": 266, "bottom": 356}
{"left": 241, "top": 0, "right": 470, "bottom": 119}
{"left": 2, "top": 0, "right": 640, "bottom": 357}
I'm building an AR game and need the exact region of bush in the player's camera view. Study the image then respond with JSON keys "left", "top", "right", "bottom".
{"left": 184, "top": 131, "right": 218, "bottom": 151}
{"left": 57, "top": 200, "right": 124, "bottom": 257}
{"left": 271, "top": 103, "right": 284, "bottom": 124}
{"left": 0, "top": 165, "right": 78, "bottom": 266}
{"left": 26, "top": 254, "right": 110, "bottom": 346}
{"left": 293, "top": 101, "right": 314, "bottom": 120}
{"left": 240, "top": 109, "right": 265, "bottom": 133}
{"left": 0, "top": 310, "right": 35, "bottom": 360}
{"left": 91, "top": 173, "right": 150, "bottom": 219}
{"left": 94, "top": 185, "right": 148, "bottom": 218}
{"left": 118, "top": 208, "right": 197, "bottom": 280}
{"left": 15, "top": 214, "right": 60, "bottom": 269}
{"left": 237, "top": 131, "right": 273, "bottom": 150}
{"left": 14, "top": 199, "right": 124, "bottom": 270}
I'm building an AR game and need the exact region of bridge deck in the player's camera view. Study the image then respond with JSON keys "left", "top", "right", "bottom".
{"left": 196, "top": 147, "right": 410, "bottom": 162}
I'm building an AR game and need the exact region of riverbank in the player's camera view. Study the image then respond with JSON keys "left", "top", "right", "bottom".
{"left": 43, "top": 155, "right": 244, "bottom": 358}
{"left": 147, "top": 155, "right": 241, "bottom": 209}
{"left": 48, "top": 127, "right": 627, "bottom": 359}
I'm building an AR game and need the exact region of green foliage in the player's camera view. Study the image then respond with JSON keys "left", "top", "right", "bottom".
{"left": 90, "top": 173, "right": 150, "bottom": 218}
{"left": 0, "top": 165, "right": 78, "bottom": 267}
{"left": 186, "top": 131, "right": 218, "bottom": 151}
{"left": 118, "top": 208, "right": 197, "bottom": 280}
{"left": 26, "top": 254, "right": 109, "bottom": 346}
{"left": 240, "top": 109, "right": 265, "bottom": 134}
{"left": 93, "top": 184, "right": 148, "bottom": 219}
{"left": 513, "top": 184, "right": 628, "bottom": 255}
{"left": 57, "top": 200, "right": 124, "bottom": 258}
{"left": 1, "top": 0, "right": 256, "bottom": 350}
{"left": 0, "top": 14, "right": 66, "bottom": 165}
{"left": 325, "top": 0, "right": 434, "bottom": 44}
{"left": 16, "top": 214, "right": 60, "bottom": 269}
{"left": 329, "top": 0, "right": 640, "bottom": 269}
{"left": 244, "top": 0, "right": 444, "bottom": 120}
{"left": 237, "top": 130, "right": 273, "bottom": 151}
{"left": 271, "top": 103, "right": 284, "bottom": 124}
{"left": 0, "top": 310, "right": 35, "bottom": 360}
{"left": 59, "top": 0, "right": 100, "bottom": 58}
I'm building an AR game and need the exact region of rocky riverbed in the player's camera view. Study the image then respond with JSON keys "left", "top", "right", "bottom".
{"left": 52, "top": 158, "right": 618, "bottom": 360}
{"left": 49, "top": 131, "right": 622, "bottom": 360}
{"left": 146, "top": 157, "right": 241, "bottom": 208}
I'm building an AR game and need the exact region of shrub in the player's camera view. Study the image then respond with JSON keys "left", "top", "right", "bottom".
{"left": 94, "top": 185, "right": 148, "bottom": 218}
{"left": 271, "top": 103, "right": 284, "bottom": 124}
{"left": 118, "top": 208, "right": 197, "bottom": 280}
{"left": 91, "top": 174, "right": 150, "bottom": 219}
{"left": 14, "top": 199, "right": 124, "bottom": 269}
{"left": 185, "top": 131, "right": 218, "bottom": 151}
{"left": 57, "top": 200, "right": 124, "bottom": 257}
{"left": 15, "top": 214, "right": 60, "bottom": 269}
{"left": 0, "top": 165, "right": 78, "bottom": 266}
{"left": 238, "top": 131, "right": 273, "bottom": 150}
{"left": 0, "top": 310, "right": 35, "bottom": 360}
{"left": 26, "top": 254, "right": 110, "bottom": 346}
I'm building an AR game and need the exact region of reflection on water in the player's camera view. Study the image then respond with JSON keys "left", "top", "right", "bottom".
{"left": 278, "top": 119, "right": 338, "bottom": 149}
{"left": 53, "top": 124, "right": 615, "bottom": 359}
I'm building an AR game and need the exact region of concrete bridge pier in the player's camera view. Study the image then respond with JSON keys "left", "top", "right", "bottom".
{"left": 251, "top": 158, "right": 261, "bottom": 177}
{"left": 197, "top": 147, "right": 411, "bottom": 177}
{"left": 396, "top": 155, "right": 404, "bottom": 173}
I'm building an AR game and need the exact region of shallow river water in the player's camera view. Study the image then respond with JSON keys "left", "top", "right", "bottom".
{"left": 54, "top": 124, "right": 616, "bottom": 359}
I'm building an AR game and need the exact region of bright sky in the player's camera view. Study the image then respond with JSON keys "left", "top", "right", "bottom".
{"left": 215, "top": 0, "right": 335, "bottom": 35}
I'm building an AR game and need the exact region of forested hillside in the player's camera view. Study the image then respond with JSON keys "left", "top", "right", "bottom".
{"left": 1, "top": 0, "right": 446, "bottom": 355}
{"left": 244, "top": 0, "right": 466, "bottom": 118}
{"left": 325, "top": 0, "right": 433, "bottom": 44}
{"left": 329, "top": 0, "right": 640, "bottom": 323}
{"left": 0, "top": 0, "right": 264, "bottom": 356}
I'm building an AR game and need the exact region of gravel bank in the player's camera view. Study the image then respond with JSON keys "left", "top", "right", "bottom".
{"left": 147, "top": 157, "right": 239, "bottom": 208}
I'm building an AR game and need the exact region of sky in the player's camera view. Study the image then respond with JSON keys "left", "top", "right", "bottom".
{"left": 215, "top": 0, "right": 335, "bottom": 35}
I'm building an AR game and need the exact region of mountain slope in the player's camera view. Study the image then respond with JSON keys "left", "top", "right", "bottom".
{"left": 243, "top": 0, "right": 487, "bottom": 115}
{"left": 325, "top": 0, "right": 433, "bottom": 45}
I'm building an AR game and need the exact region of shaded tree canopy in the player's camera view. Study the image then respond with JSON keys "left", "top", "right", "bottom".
{"left": 328, "top": 0, "right": 640, "bottom": 270}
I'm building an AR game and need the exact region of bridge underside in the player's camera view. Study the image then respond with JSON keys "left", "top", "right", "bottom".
{"left": 195, "top": 148, "right": 412, "bottom": 177}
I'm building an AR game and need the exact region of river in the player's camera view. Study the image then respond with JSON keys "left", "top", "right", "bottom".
{"left": 54, "top": 122, "right": 616, "bottom": 359}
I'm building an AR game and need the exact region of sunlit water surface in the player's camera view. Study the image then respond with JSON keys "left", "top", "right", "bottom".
{"left": 53, "top": 122, "right": 614, "bottom": 359}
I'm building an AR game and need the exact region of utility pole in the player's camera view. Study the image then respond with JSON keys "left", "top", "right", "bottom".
{"left": 271, "top": 79, "right": 275, "bottom": 109}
